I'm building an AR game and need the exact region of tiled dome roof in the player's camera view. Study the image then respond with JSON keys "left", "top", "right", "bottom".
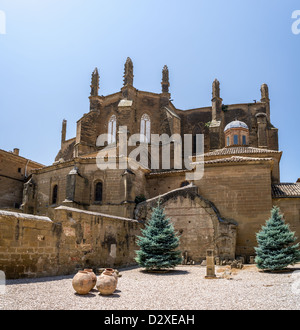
{"left": 224, "top": 120, "right": 248, "bottom": 132}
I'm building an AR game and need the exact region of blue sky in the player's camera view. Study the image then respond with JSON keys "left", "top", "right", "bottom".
{"left": 0, "top": 0, "right": 299, "bottom": 182}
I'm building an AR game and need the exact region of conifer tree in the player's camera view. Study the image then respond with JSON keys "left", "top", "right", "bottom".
{"left": 255, "top": 206, "right": 300, "bottom": 271}
{"left": 135, "top": 201, "right": 182, "bottom": 270}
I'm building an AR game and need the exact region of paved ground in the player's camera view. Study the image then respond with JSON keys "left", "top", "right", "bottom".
{"left": 1, "top": 264, "right": 300, "bottom": 310}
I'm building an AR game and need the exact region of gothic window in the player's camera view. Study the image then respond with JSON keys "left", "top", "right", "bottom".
{"left": 140, "top": 114, "right": 151, "bottom": 143}
{"left": 94, "top": 181, "right": 103, "bottom": 202}
{"left": 108, "top": 115, "right": 117, "bottom": 144}
{"left": 234, "top": 135, "right": 238, "bottom": 145}
{"left": 52, "top": 184, "right": 58, "bottom": 204}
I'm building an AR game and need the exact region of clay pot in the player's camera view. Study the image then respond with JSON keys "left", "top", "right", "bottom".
{"left": 100, "top": 268, "right": 118, "bottom": 283}
{"left": 96, "top": 269, "right": 117, "bottom": 295}
{"left": 84, "top": 269, "right": 97, "bottom": 288}
{"left": 72, "top": 270, "right": 94, "bottom": 295}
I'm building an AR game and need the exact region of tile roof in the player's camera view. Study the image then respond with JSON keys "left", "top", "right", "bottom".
{"left": 204, "top": 146, "right": 281, "bottom": 158}
{"left": 148, "top": 156, "right": 273, "bottom": 176}
{"left": 272, "top": 183, "right": 300, "bottom": 198}
{"left": 203, "top": 156, "right": 273, "bottom": 165}
{"left": 72, "top": 147, "right": 281, "bottom": 161}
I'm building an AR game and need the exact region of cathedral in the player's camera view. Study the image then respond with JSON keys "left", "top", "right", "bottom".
{"left": 18, "top": 57, "right": 300, "bottom": 266}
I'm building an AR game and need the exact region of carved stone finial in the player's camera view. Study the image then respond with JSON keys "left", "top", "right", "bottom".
{"left": 260, "top": 83, "right": 269, "bottom": 101}
{"left": 61, "top": 119, "right": 67, "bottom": 145}
{"left": 90, "top": 67, "right": 99, "bottom": 96}
{"left": 123, "top": 57, "right": 134, "bottom": 86}
{"left": 161, "top": 65, "right": 170, "bottom": 93}
{"left": 212, "top": 79, "right": 220, "bottom": 99}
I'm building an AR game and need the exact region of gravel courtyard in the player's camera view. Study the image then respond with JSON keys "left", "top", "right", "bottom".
{"left": 1, "top": 264, "right": 300, "bottom": 310}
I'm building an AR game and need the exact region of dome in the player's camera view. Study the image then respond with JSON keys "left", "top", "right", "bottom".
{"left": 224, "top": 120, "right": 248, "bottom": 132}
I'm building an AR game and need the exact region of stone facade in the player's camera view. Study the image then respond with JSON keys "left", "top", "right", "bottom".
{"left": 0, "top": 148, "right": 43, "bottom": 210}
{"left": 135, "top": 185, "right": 237, "bottom": 261}
{"left": 0, "top": 207, "right": 141, "bottom": 279}
{"left": 272, "top": 183, "right": 300, "bottom": 244}
{"left": 1, "top": 58, "right": 300, "bottom": 278}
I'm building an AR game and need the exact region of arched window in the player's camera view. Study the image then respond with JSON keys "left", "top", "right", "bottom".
{"left": 52, "top": 185, "right": 58, "bottom": 204}
{"left": 140, "top": 114, "right": 151, "bottom": 143}
{"left": 95, "top": 181, "right": 103, "bottom": 202}
{"left": 108, "top": 115, "right": 116, "bottom": 144}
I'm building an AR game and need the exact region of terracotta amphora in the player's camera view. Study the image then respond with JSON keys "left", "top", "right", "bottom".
{"left": 72, "top": 270, "right": 94, "bottom": 295}
{"left": 96, "top": 269, "right": 117, "bottom": 295}
{"left": 84, "top": 268, "right": 97, "bottom": 289}
{"left": 99, "top": 268, "right": 119, "bottom": 283}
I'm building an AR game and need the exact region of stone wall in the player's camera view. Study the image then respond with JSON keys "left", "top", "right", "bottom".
{"left": 144, "top": 160, "right": 275, "bottom": 258}
{"left": 0, "top": 149, "right": 43, "bottom": 209}
{"left": 21, "top": 163, "right": 75, "bottom": 216}
{"left": 135, "top": 185, "right": 237, "bottom": 262}
{"left": 273, "top": 198, "right": 300, "bottom": 244}
{"left": 0, "top": 176, "right": 24, "bottom": 210}
{"left": 0, "top": 210, "right": 59, "bottom": 279}
{"left": 0, "top": 207, "right": 142, "bottom": 279}
{"left": 195, "top": 162, "right": 273, "bottom": 256}
{"left": 145, "top": 171, "right": 187, "bottom": 199}
{"left": 27, "top": 159, "right": 149, "bottom": 219}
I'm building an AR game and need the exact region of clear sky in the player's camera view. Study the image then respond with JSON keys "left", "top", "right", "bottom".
{"left": 0, "top": 0, "right": 299, "bottom": 182}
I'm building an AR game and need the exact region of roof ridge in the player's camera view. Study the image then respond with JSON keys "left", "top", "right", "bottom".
{"left": 204, "top": 156, "right": 273, "bottom": 164}
{"left": 0, "top": 148, "right": 45, "bottom": 167}
{"left": 204, "top": 146, "right": 280, "bottom": 157}
{"left": 273, "top": 182, "right": 300, "bottom": 186}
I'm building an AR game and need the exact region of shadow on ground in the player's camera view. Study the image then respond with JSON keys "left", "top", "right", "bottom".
{"left": 74, "top": 290, "right": 121, "bottom": 299}
{"left": 259, "top": 267, "right": 300, "bottom": 275}
{"left": 6, "top": 274, "right": 74, "bottom": 285}
{"left": 139, "top": 269, "right": 190, "bottom": 276}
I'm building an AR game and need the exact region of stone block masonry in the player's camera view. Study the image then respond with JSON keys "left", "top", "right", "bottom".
{"left": 135, "top": 185, "right": 237, "bottom": 262}
{"left": 0, "top": 208, "right": 142, "bottom": 279}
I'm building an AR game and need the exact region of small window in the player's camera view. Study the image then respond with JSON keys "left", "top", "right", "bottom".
{"left": 52, "top": 185, "right": 58, "bottom": 204}
{"left": 192, "top": 125, "right": 202, "bottom": 154}
{"left": 233, "top": 135, "right": 238, "bottom": 145}
{"left": 242, "top": 135, "right": 246, "bottom": 145}
{"left": 18, "top": 168, "right": 21, "bottom": 173}
{"left": 227, "top": 136, "right": 230, "bottom": 146}
{"left": 95, "top": 182, "right": 103, "bottom": 202}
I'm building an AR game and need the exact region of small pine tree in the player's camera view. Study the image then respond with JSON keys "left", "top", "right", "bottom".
{"left": 135, "top": 201, "right": 182, "bottom": 271}
{"left": 255, "top": 206, "right": 300, "bottom": 271}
